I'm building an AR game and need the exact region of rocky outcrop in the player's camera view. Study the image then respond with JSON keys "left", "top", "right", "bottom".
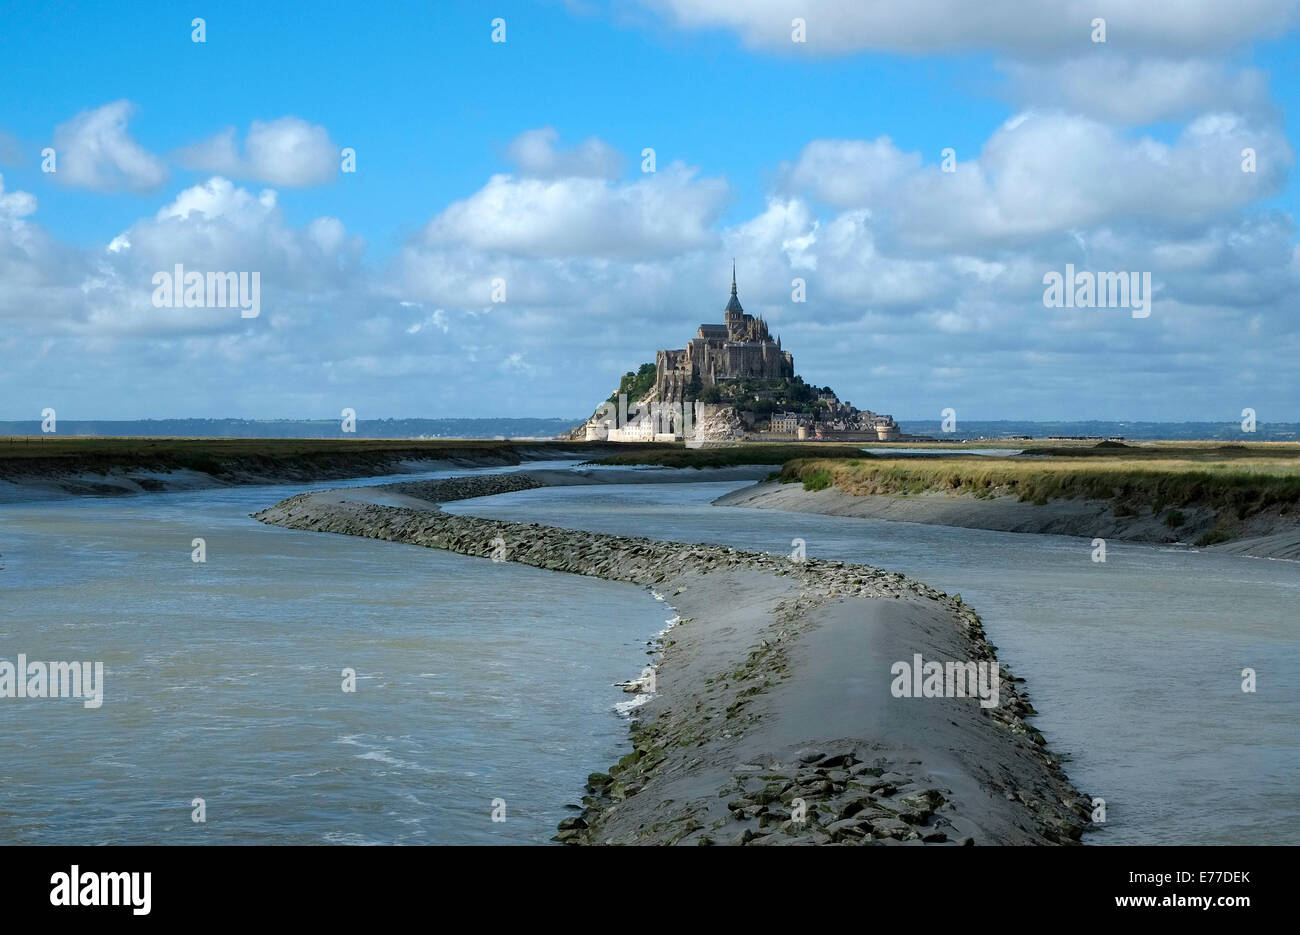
{"left": 690, "top": 404, "right": 745, "bottom": 441}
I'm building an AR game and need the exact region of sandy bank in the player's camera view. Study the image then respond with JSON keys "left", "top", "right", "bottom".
{"left": 0, "top": 456, "right": 508, "bottom": 503}
{"left": 254, "top": 472, "right": 1091, "bottom": 846}
{"left": 334, "top": 464, "right": 772, "bottom": 511}
{"left": 715, "top": 481, "right": 1300, "bottom": 560}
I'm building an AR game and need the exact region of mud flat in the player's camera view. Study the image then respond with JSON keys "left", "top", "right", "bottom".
{"left": 714, "top": 482, "right": 1300, "bottom": 560}
{"left": 254, "top": 472, "right": 1091, "bottom": 846}
{"left": 0, "top": 439, "right": 639, "bottom": 502}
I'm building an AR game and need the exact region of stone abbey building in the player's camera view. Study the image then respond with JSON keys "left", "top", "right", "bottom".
{"left": 654, "top": 267, "right": 794, "bottom": 403}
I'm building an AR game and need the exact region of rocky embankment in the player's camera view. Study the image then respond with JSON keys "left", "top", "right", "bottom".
{"left": 254, "top": 472, "right": 1092, "bottom": 846}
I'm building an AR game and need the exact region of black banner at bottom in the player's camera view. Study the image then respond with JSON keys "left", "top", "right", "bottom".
{"left": 0, "top": 844, "right": 1282, "bottom": 922}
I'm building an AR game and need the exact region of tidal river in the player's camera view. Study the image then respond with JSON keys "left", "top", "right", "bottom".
{"left": 3, "top": 466, "right": 1295, "bottom": 845}
{"left": 0, "top": 463, "right": 669, "bottom": 845}
{"left": 442, "top": 474, "right": 1300, "bottom": 846}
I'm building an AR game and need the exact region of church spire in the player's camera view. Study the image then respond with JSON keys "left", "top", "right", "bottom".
{"left": 725, "top": 260, "right": 744, "bottom": 316}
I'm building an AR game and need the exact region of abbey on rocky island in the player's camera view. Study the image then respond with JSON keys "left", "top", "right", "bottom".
{"left": 580, "top": 264, "right": 907, "bottom": 442}
{"left": 654, "top": 265, "right": 794, "bottom": 403}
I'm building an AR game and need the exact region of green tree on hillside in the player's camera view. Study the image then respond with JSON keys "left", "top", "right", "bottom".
{"left": 608, "top": 362, "right": 657, "bottom": 403}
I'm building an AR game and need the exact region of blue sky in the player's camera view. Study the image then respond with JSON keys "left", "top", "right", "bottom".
{"left": 1, "top": 0, "right": 1298, "bottom": 421}
{"left": 2, "top": 2, "right": 1008, "bottom": 242}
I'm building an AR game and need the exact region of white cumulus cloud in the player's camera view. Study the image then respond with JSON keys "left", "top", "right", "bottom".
{"left": 50, "top": 100, "right": 167, "bottom": 193}
{"left": 505, "top": 127, "right": 623, "bottom": 179}
{"left": 417, "top": 162, "right": 729, "bottom": 259}
{"left": 177, "top": 117, "right": 340, "bottom": 187}
{"left": 1003, "top": 56, "right": 1273, "bottom": 124}
{"left": 781, "top": 112, "right": 1292, "bottom": 248}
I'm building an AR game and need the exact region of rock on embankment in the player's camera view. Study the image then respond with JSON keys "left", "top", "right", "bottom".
{"left": 254, "top": 473, "right": 1092, "bottom": 846}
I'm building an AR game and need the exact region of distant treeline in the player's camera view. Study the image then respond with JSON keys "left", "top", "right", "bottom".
{"left": 0, "top": 418, "right": 583, "bottom": 439}
{"left": 895, "top": 420, "right": 1299, "bottom": 442}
